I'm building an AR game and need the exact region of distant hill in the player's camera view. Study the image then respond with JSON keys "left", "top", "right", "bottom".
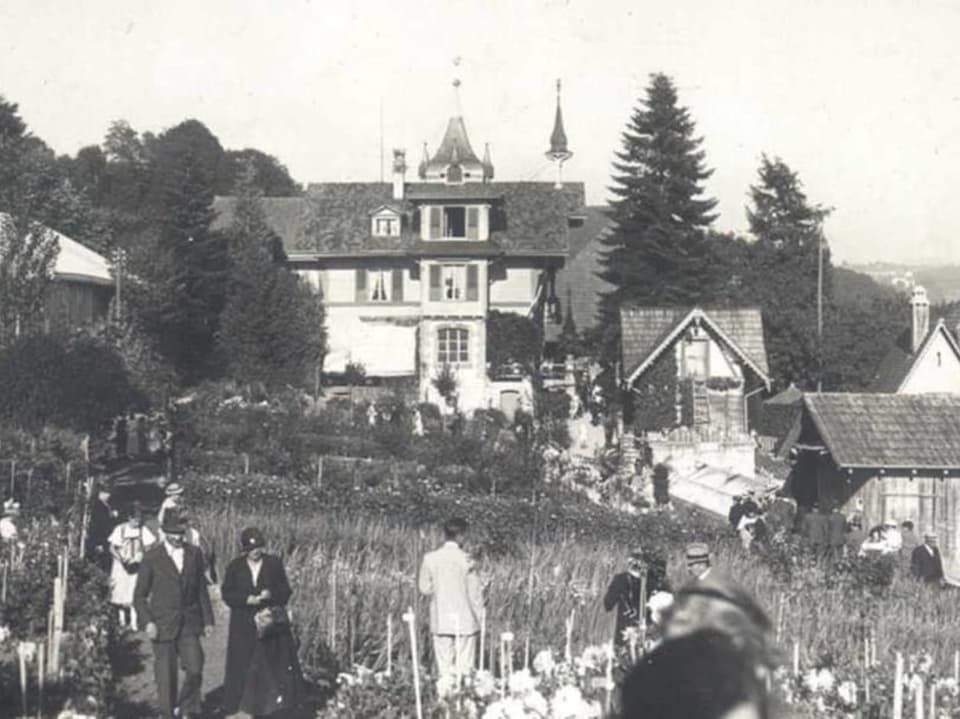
{"left": 844, "top": 262, "right": 960, "bottom": 303}
{"left": 831, "top": 266, "right": 902, "bottom": 307}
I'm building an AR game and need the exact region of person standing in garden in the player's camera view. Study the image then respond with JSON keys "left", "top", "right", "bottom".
{"left": 87, "top": 481, "right": 117, "bottom": 570}
{"left": 220, "top": 526, "right": 304, "bottom": 717}
{"left": 134, "top": 510, "right": 214, "bottom": 719}
{"left": 0, "top": 498, "right": 20, "bottom": 541}
{"left": 911, "top": 532, "right": 945, "bottom": 586}
{"left": 418, "top": 517, "right": 484, "bottom": 682}
{"left": 157, "top": 481, "right": 185, "bottom": 529}
{"left": 109, "top": 502, "right": 156, "bottom": 630}
{"left": 604, "top": 546, "right": 670, "bottom": 647}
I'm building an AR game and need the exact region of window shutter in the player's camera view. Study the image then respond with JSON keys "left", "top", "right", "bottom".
{"left": 392, "top": 269, "right": 403, "bottom": 302}
{"left": 430, "top": 207, "right": 442, "bottom": 239}
{"left": 429, "top": 265, "right": 441, "bottom": 301}
{"left": 466, "top": 264, "right": 479, "bottom": 301}
{"left": 355, "top": 269, "right": 367, "bottom": 303}
{"left": 467, "top": 207, "right": 479, "bottom": 240}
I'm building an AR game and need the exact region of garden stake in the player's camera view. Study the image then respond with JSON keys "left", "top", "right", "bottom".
{"left": 564, "top": 609, "right": 574, "bottom": 663}
{"left": 1, "top": 562, "right": 6, "bottom": 603}
{"left": 478, "top": 609, "right": 485, "bottom": 671}
{"left": 524, "top": 635, "right": 530, "bottom": 671}
{"left": 604, "top": 641, "right": 613, "bottom": 715}
{"left": 893, "top": 652, "right": 904, "bottom": 719}
{"left": 10, "top": 458, "right": 15, "bottom": 495}
{"left": 915, "top": 675, "right": 924, "bottom": 719}
{"left": 18, "top": 642, "right": 27, "bottom": 719}
{"left": 37, "top": 640, "right": 44, "bottom": 719}
{"left": 329, "top": 567, "right": 337, "bottom": 653}
{"left": 930, "top": 682, "right": 936, "bottom": 718}
{"left": 954, "top": 650, "right": 959, "bottom": 684}
{"left": 792, "top": 641, "right": 799, "bottom": 676}
{"left": 402, "top": 609, "right": 423, "bottom": 719}
{"left": 775, "top": 593, "right": 784, "bottom": 644}
{"left": 387, "top": 614, "right": 392, "bottom": 676}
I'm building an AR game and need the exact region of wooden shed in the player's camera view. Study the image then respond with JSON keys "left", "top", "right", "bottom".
{"left": 788, "top": 393, "right": 960, "bottom": 566}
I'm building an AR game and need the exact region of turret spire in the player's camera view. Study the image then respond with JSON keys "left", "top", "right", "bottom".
{"left": 546, "top": 79, "right": 573, "bottom": 189}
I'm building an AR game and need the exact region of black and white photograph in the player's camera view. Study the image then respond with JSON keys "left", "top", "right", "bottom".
{"left": 2, "top": 1, "right": 960, "bottom": 717}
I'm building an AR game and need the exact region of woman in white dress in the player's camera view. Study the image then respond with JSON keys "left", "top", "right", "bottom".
{"left": 108, "top": 502, "right": 156, "bottom": 629}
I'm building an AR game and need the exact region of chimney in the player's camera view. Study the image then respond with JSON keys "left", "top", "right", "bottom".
{"left": 392, "top": 149, "right": 406, "bottom": 200}
{"left": 911, "top": 285, "right": 930, "bottom": 353}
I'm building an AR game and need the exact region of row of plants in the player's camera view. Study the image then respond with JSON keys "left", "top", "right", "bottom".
{"left": 0, "top": 520, "right": 115, "bottom": 717}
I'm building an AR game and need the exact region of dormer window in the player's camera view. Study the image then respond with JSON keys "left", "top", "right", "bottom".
{"left": 371, "top": 207, "right": 401, "bottom": 237}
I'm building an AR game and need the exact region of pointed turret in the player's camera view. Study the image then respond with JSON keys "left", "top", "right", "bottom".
{"left": 421, "top": 78, "right": 487, "bottom": 183}
{"left": 545, "top": 79, "right": 573, "bottom": 189}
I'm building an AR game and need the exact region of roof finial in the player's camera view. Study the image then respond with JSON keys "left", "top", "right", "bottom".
{"left": 546, "top": 78, "right": 572, "bottom": 189}
{"left": 452, "top": 57, "right": 463, "bottom": 117}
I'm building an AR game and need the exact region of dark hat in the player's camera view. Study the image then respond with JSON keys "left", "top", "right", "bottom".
{"left": 240, "top": 527, "right": 266, "bottom": 551}
{"left": 685, "top": 543, "right": 710, "bottom": 563}
{"left": 161, "top": 510, "right": 188, "bottom": 535}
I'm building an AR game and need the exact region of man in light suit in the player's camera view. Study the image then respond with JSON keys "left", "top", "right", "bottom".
{"left": 134, "top": 510, "right": 214, "bottom": 719}
{"left": 418, "top": 517, "right": 484, "bottom": 682}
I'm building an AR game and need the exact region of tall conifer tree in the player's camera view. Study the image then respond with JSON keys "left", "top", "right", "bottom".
{"left": 600, "top": 73, "right": 717, "bottom": 326}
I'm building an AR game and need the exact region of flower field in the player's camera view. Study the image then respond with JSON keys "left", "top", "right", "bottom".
{"left": 191, "top": 485, "right": 960, "bottom": 719}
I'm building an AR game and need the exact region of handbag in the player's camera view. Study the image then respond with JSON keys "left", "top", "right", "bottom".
{"left": 254, "top": 605, "right": 289, "bottom": 639}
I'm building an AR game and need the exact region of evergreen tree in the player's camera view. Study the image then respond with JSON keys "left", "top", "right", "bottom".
{"left": 218, "top": 162, "right": 325, "bottom": 391}
{"left": 600, "top": 73, "right": 717, "bottom": 329}
{"left": 745, "top": 155, "right": 832, "bottom": 389}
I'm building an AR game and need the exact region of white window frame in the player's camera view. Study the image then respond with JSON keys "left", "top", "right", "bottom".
{"left": 437, "top": 327, "right": 469, "bottom": 365}
{"left": 372, "top": 215, "right": 400, "bottom": 237}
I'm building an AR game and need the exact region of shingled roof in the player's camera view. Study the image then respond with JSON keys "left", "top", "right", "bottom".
{"left": 804, "top": 393, "right": 960, "bottom": 469}
{"left": 621, "top": 306, "right": 770, "bottom": 386}
{"left": 553, "top": 205, "right": 614, "bottom": 331}
{"left": 212, "top": 181, "right": 584, "bottom": 258}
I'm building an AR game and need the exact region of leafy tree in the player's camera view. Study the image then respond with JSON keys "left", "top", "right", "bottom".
{"left": 218, "top": 161, "right": 325, "bottom": 391}
{"left": 486, "top": 310, "right": 541, "bottom": 376}
{"left": 600, "top": 73, "right": 718, "bottom": 334}
{"left": 744, "top": 155, "right": 832, "bottom": 389}
{"left": 0, "top": 97, "right": 61, "bottom": 344}
{"left": 222, "top": 149, "right": 300, "bottom": 196}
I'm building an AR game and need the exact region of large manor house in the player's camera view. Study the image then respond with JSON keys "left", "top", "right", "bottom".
{"left": 215, "top": 82, "right": 584, "bottom": 411}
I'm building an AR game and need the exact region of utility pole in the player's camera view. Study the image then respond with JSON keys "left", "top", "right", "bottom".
{"left": 816, "top": 233, "right": 823, "bottom": 392}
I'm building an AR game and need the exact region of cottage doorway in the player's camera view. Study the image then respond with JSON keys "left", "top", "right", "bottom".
{"left": 500, "top": 390, "right": 520, "bottom": 421}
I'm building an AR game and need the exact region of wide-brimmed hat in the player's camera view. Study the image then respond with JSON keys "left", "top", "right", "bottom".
{"left": 240, "top": 527, "right": 266, "bottom": 551}
{"left": 685, "top": 542, "right": 710, "bottom": 563}
{"left": 161, "top": 510, "right": 188, "bottom": 535}
{"left": 164, "top": 482, "right": 184, "bottom": 497}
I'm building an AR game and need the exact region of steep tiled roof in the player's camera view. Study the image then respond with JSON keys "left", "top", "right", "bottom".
{"left": 554, "top": 206, "right": 614, "bottom": 330}
{"left": 213, "top": 182, "right": 584, "bottom": 258}
{"left": 429, "top": 117, "right": 482, "bottom": 166}
{"left": 621, "top": 306, "right": 770, "bottom": 384}
{"left": 804, "top": 393, "right": 960, "bottom": 469}
{"left": 405, "top": 184, "right": 504, "bottom": 201}
{"left": 869, "top": 319, "right": 960, "bottom": 392}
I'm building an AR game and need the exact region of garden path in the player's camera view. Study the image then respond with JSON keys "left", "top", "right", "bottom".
{"left": 567, "top": 414, "right": 606, "bottom": 459}
{"left": 113, "top": 586, "right": 248, "bottom": 718}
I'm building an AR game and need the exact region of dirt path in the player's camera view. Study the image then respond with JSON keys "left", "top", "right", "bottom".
{"left": 112, "top": 586, "right": 247, "bottom": 718}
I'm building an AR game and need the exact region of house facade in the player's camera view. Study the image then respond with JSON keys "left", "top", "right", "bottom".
{"left": 620, "top": 306, "right": 771, "bottom": 476}
{"left": 213, "top": 86, "right": 583, "bottom": 411}
{"left": 871, "top": 286, "right": 960, "bottom": 394}
{"left": 789, "top": 393, "right": 960, "bottom": 571}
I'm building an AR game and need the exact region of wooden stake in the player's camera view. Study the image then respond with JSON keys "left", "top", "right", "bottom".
{"left": 479, "top": 609, "right": 486, "bottom": 672}
{"left": 915, "top": 675, "right": 924, "bottom": 719}
{"left": 37, "top": 641, "right": 44, "bottom": 719}
{"left": 19, "top": 644, "right": 27, "bottom": 719}
{"left": 930, "top": 681, "right": 936, "bottom": 719}
{"left": 386, "top": 614, "right": 392, "bottom": 676}
{"left": 793, "top": 641, "right": 800, "bottom": 677}
{"left": 316, "top": 456, "right": 323, "bottom": 488}
{"left": 893, "top": 652, "right": 904, "bottom": 719}
{"left": 565, "top": 610, "right": 574, "bottom": 663}
{"left": 524, "top": 635, "right": 530, "bottom": 671}
{"left": 775, "top": 592, "right": 785, "bottom": 645}
{"left": 1, "top": 562, "right": 6, "bottom": 604}
{"left": 403, "top": 609, "right": 423, "bottom": 719}
{"left": 954, "top": 650, "right": 959, "bottom": 684}
{"left": 10, "top": 458, "right": 15, "bottom": 495}
{"left": 605, "top": 641, "right": 614, "bottom": 715}
{"left": 329, "top": 568, "right": 337, "bottom": 652}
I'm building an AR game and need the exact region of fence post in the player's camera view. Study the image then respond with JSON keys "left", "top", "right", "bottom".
{"left": 243, "top": 453, "right": 250, "bottom": 475}
{"left": 9, "top": 459, "right": 15, "bottom": 496}
{"left": 316, "top": 455, "right": 323, "bottom": 488}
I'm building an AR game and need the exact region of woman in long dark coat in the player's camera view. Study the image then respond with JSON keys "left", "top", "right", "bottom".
{"left": 221, "top": 527, "right": 305, "bottom": 717}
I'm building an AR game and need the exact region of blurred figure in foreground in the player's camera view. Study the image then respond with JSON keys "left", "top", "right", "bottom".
{"left": 620, "top": 629, "right": 770, "bottom": 719}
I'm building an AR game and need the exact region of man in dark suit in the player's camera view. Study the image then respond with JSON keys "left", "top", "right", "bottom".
{"left": 134, "top": 510, "right": 214, "bottom": 719}
{"left": 911, "top": 532, "right": 946, "bottom": 586}
{"left": 825, "top": 506, "right": 847, "bottom": 557}
{"left": 604, "top": 546, "right": 671, "bottom": 647}
{"left": 86, "top": 481, "right": 116, "bottom": 570}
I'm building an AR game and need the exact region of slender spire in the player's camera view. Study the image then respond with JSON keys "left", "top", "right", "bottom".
{"left": 546, "top": 79, "right": 572, "bottom": 189}
{"left": 482, "top": 142, "right": 494, "bottom": 181}
{"left": 418, "top": 142, "right": 429, "bottom": 180}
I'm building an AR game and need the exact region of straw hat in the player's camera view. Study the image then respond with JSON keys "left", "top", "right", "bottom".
{"left": 164, "top": 482, "right": 184, "bottom": 497}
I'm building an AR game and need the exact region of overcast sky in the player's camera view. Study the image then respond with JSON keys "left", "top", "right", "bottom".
{"left": 3, "top": 0, "right": 960, "bottom": 265}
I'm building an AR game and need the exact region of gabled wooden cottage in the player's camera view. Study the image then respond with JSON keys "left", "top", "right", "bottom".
{"left": 790, "top": 392, "right": 960, "bottom": 566}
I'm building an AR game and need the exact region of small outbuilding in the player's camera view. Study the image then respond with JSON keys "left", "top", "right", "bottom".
{"left": 788, "top": 392, "right": 960, "bottom": 567}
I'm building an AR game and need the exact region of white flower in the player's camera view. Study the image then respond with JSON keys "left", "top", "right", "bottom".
{"left": 0, "top": 625, "right": 9, "bottom": 643}
{"left": 551, "top": 686, "right": 590, "bottom": 719}
{"left": 532, "top": 649, "right": 556, "bottom": 676}
{"left": 482, "top": 698, "right": 528, "bottom": 719}
{"left": 935, "top": 677, "right": 959, "bottom": 696}
{"left": 803, "top": 668, "right": 835, "bottom": 694}
{"left": 508, "top": 668, "right": 538, "bottom": 697}
{"left": 336, "top": 672, "right": 357, "bottom": 687}
{"left": 522, "top": 689, "right": 548, "bottom": 716}
{"left": 837, "top": 680, "right": 858, "bottom": 707}
{"left": 437, "top": 673, "right": 458, "bottom": 698}
{"left": 578, "top": 645, "right": 607, "bottom": 672}
{"left": 472, "top": 669, "right": 497, "bottom": 699}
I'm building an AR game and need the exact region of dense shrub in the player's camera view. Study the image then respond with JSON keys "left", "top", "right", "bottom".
{"left": 0, "top": 334, "right": 147, "bottom": 433}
